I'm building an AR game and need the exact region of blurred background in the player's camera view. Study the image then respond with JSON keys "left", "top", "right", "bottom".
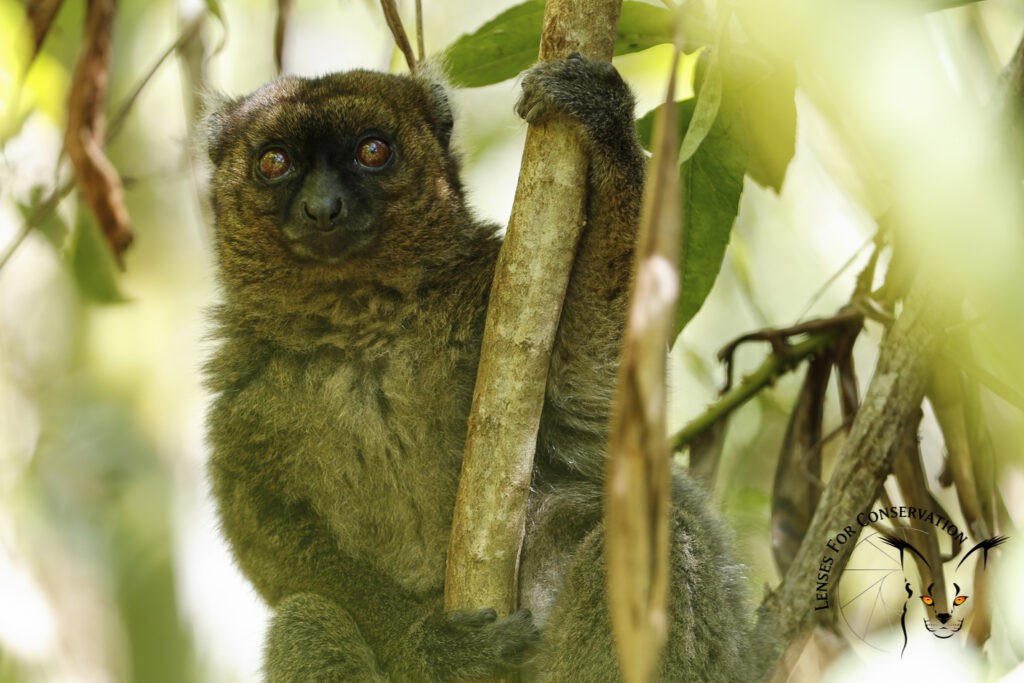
{"left": 1, "top": 0, "right": 1024, "bottom": 680}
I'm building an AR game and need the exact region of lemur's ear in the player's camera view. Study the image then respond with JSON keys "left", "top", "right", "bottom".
{"left": 413, "top": 61, "right": 455, "bottom": 151}
{"left": 199, "top": 88, "right": 244, "bottom": 167}
{"left": 425, "top": 82, "right": 454, "bottom": 151}
{"left": 880, "top": 535, "right": 930, "bottom": 570}
{"left": 956, "top": 536, "right": 1008, "bottom": 571}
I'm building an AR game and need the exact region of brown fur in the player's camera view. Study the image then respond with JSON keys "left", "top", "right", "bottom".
{"left": 205, "top": 59, "right": 749, "bottom": 681}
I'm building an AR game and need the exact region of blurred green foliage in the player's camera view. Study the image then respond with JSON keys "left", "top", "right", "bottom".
{"left": 2, "top": 0, "right": 1023, "bottom": 680}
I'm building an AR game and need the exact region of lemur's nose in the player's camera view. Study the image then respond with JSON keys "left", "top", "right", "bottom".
{"left": 937, "top": 613, "right": 951, "bottom": 624}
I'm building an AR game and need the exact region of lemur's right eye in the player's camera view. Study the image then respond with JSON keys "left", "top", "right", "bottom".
{"left": 356, "top": 137, "right": 392, "bottom": 168}
{"left": 258, "top": 148, "right": 292, "bottom": 179}
{"left": 921, "top": 596, "right": 933, "bottom": 605}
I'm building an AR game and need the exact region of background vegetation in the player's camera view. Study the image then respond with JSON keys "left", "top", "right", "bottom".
{"left": 1, "top": 0, "right": 1023, "bottom": 680}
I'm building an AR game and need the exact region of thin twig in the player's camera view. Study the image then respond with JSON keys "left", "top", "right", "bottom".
{"left": 852, "top": 295, "right": 895, "bottom": 324}
{"left": 274, "top": 0, "right": 293, "bottom": 74}
{"left": 108, "top": 15, "right": 203, "bottom": 140}
{"left": 672, "top": 328, "right": 848, "bottom": 452}
{"left": 717, "top": 309, "right": 863, "bottom": 390}
{"left": 0, "top": 176, "right": 74, "bottom": 269}
{"left": 794, "top": 234, "right": 873, "bottom": 323}
{"left": 415, "top": 0, "right": 425, "bottom": 62}
{"left": 728, "top": 235, "right": 772, "bottom": 328}
{"left": 379, "top": 0, "right": 417, "bottom": 71}
{"left": 177, "top": 5, "right": 214, "bottom": 246}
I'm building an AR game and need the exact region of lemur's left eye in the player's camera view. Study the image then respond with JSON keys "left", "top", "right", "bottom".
{"left": 954, "top": 595, "right": 967, "bottom": 606}
{"left": 258, "top": 148, "right": 292, "bottom": 179}
{"left": 921, "top": 596, "right": 933, "bottom": 605}
{"left": 356, "top": 138, "right": 392, "bottom": 168}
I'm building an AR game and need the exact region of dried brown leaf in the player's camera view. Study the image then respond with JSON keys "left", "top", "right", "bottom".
{"left": 967, "top": 558, "right": 992, "bottom": 647}
{"left": 65, "top": 0, "right": 132, "bottom": 268}
{"left": 834, "top": 326, "right": 860, "bottom": 419}
{"left": 956, "top": 340, "right": 998, "bottom": 536}
{"left": 929, "top": 359, "right": 989, "bottom": 540}
{"left": 605, "top": 45, "right": 681, "bottom": 683}
{"left": 771, "top": 353, "right": 830, "bottom": 576}
{"left": 892, "top": 416, "right": 949, "bottom": 608}
{"left": 753, "top": 275, "right": 948, "bottom": 679}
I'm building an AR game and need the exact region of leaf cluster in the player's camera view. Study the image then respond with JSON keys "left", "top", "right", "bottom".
{"left": 445, "top": 0, "right": 797, "bottom": 340}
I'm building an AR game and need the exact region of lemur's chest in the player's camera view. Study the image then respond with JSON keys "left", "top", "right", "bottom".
{"left": 259, "top": 345, "right": 476, "bottom": 594}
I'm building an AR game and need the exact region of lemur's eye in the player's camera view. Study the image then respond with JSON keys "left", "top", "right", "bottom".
{"left": 258, "top": 148, "right": 292, "bottom": 179}
{"left": 954, "top": 595, "right": 967, "bottom": 606}
{"left": 921, "top": 596, "right": 933, "bottom": 605}
{"left": 356, "top": 138, "right": 392, "bottom": 168}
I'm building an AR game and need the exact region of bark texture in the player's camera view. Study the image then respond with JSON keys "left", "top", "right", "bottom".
{"left": 753, "top": 276, "right": 946, "bottom": 677}
{"left": 445, "top": 0, "right": 623, "bottom": 619}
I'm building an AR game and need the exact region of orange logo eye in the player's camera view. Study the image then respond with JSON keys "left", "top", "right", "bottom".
{"left": 921, "top": 596, "right": 933, "bottom": 605}
{"left": 356, "top": 138, "right": 392, "bottom": 168}
{"left": 258, "top": 148, "right": 292, "bottom": 179}
{"left": 954, "top": 595, "right": 967, "bottom": 606}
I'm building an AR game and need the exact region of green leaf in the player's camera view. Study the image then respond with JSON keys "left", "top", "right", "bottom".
{"left": 679, "top": 110, "right": 747, "bottom": 335}
{"left": 636, "top": 99, "right": 748, "bottom": 337}
{"left": 635, "top": 99, "right": 684, "bottom": 151}
{"left": 727, "top": 57, "right": 796, "bottom": 192}
{"left": 17, "top": 187, "right": 69, "bottom": 253}
{"left": 442, "top": 0, "right": 673, "bottom": 88}
{"left": 678, "top": 49, "right": 722, "bottom": 163}
{"left": 613, "top": 3, "right": 673, "bottom": 56}
{"left": 71, "top": 210, "right": 128, "bottom": 304}
{"left": 442, "top": 0, "right": 545, "bottom": 88}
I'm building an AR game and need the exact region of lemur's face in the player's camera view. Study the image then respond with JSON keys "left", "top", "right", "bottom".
{"left": 913, "top": 581, "right": 969, "bottom": 638}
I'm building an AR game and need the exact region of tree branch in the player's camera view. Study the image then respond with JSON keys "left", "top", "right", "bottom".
{"left": 751, "top": 275, "right": 946, "bottom": 678}
{"left": 444, "top": 0, "right": 622, "bottom": 624}
{"left": 716, "top": 310, "right": 863, "bottom": 391}
{"left": 671, "top": 320, "right": 854, "bottom": 453}
{"left": 378, "top": 0, "right": 417, "bottom": 71}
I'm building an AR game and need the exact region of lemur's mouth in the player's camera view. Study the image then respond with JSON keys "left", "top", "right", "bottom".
{"left": 923, "top": 619, "right": 962, "bottom": 638}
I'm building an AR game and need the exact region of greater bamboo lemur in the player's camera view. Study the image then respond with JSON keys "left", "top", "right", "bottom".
{"left": 204, "top": 55, "right": 750, "bottom": 681}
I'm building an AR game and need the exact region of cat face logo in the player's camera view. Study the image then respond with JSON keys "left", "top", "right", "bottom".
{"left": 880, "top": 535, "right": 1007, "bottom": 655}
